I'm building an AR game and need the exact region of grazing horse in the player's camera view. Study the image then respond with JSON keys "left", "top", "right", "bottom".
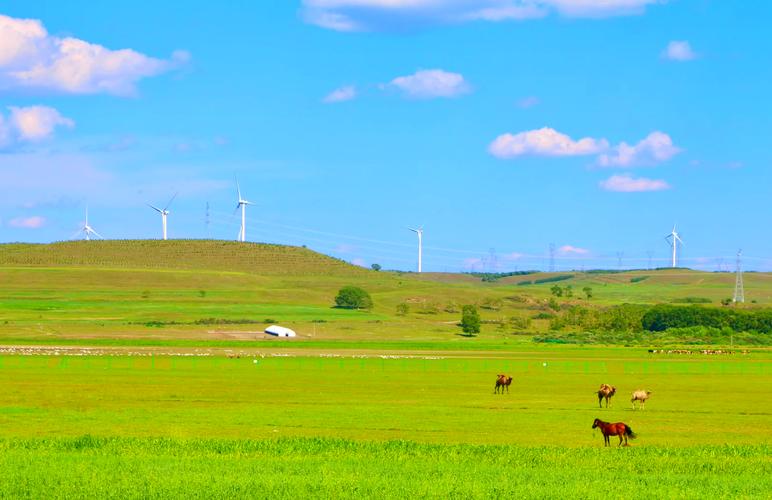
{"left": 631, "top": 390, "right": 652, "bottom": 410}
{"left": 592, "top": 418, "right": 637, "bottom": 447}
{"left": 596, "top": 384, "right": 616, "bottom": 408}
{"left": 494, "top": 374, "right": 513, "bottom": 394}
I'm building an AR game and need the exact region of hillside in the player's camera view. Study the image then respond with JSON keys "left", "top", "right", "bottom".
{"left": 0, "top": 240, "right": 369, "bottom": 276}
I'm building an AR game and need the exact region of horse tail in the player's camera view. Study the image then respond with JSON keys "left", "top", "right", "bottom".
{"left": 625, "top": 425, "right": 637, "bottom": 439}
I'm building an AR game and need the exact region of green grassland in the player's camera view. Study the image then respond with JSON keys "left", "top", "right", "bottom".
{"left": 1, "top": 241, "right": 770, "bottom": 497}
{"left": 0, "top": 241, "right": 769, "bottom": 347}
{"left": 0, "top": 352, "right": 770, "bottom": 497}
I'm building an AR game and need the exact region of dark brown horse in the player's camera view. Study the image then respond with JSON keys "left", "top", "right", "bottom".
{"left": 494, "top": 374, "right": 513, "bottom": 394}
{"left": 592, "top": 418, "right": 637, "bottom": 447}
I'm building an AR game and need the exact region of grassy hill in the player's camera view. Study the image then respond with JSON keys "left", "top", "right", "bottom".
{"left": 0, "top": 240, "right": 769, "bottom": 346}
{"left": 0, "top": 240, "right": 368, "bottom": 276}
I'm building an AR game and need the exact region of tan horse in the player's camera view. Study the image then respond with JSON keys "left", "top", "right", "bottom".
{"left": 494, "top": 374, "right": 513, "bottom": 394}
{"left": 596, "top": 384, "right": 616, "bottom": 408}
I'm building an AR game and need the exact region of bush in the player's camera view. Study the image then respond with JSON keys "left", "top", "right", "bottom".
{"left": 460, "top": 305, "right": 481, "bottom": 335}
{"left": 395, "top": 303, "right": 409, "bottom": 316}
{"left": 479, "top": 298, "right": 503, "bottom": 311}
{"left": 334, "top": 286, "right": 373, "bottom": 310}
{"left": 509, "top": 316, "right": 532, "bottom": 331}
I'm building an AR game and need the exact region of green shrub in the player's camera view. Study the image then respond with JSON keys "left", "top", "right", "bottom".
{"left": 334, "top": 286, "right": 373, "bottom": 310}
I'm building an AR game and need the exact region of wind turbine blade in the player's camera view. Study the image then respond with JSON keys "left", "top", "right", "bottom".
{"left": 407, "top": 227, "right": 417, "bottom": 232}
{"left": 675, "top": 234, "right": 684, "bottom": 244}
{"left": 235, "top": 177, "right": 242, "bottom": 201}
{"left": 148, "top": 204, "right": 163, "bottom": 213}
{"left": 91, "top": 228, "right": 104, "bottom": 239}
{"left": 70, "top": 228, "right": 83, "bottom": 240}
{"left": 164, "top": 192, "right": 178, "bottom": 211}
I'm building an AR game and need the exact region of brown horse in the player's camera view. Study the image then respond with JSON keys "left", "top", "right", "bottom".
{"left": 494, "top": 374, "right": 513, "bottom": 394}
{"left": 592, "top": 418, "right": 637, "bottom": 447}
{"left": 596, "top": 384, "right": 616, "bottom": 408}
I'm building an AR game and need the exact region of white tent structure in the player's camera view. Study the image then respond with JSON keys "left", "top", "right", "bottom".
{"left": 265, "top": 325, "right": 296, "bottom": 337}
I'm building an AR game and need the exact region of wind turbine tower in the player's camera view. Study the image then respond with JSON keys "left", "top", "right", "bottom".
{"left": 408, "top": 227, "right": 423, "bottom": 273}
{"left": 665, "top": 225, "right": 684, "bottom": 268}
{"left": 733, "top": 249, "right": 744, "bottom": 303}
{"left": 74, "top": 207, "right": 103, "bottom": 241}
{"left": 235, "top": 179, "right": 253, "bottom": 242}
{"left": 148, "top": 192, "right": 177, "bottom": 240}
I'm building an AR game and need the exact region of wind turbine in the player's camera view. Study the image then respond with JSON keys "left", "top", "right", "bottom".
{"left": 147, "top": 192, "right": 177, "bottom": 240}
{"left": 408, "top": 227, "right": 423, "bottom": 273}
{"left": 665, "top": 225, "right": 684, "bottom": 268}
{"left": 235, "top": 179, "right": 253, "bottom": 242}
{"left": 73, "top": 206, "right": 103, "bottom": 241}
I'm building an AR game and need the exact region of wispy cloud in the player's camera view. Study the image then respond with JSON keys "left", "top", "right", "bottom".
{"left": 488, "top": 127, "right": 608, "bottom": 159}
{"left": 662, "top": 40, "right": 697, "bottom": 61}
{"left": 0, "top": 105, "right": 73, "bottom": 149}
{"left": 386, "top": 69, "right": 470, "bottom": 99}
{"left": 8, "top": 215, "right": 46, "bottom": 228}
{"left": 516, "top": 96, "right": 540, "bottom": 109}
{"left": 0, "top": 14, "right": 188, "bottom": 96}
{"left": 558, "top": 245, "right": 589, "bottom": 255}
{"left": 597, "top": 131, "right": 681, "bottom": 167}
{"left": 323, "top": 85, "right": 357, "bottom": 103}
{"left": 302, "top": 0, "right": 664, "bottom": 31}
{"left": 599, "top": 174, "right": 671, "bottom": 192}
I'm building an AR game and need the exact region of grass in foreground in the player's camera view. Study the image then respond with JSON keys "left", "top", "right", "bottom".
{"left": 0, "top": 436, "right": 768, "bottom": 498}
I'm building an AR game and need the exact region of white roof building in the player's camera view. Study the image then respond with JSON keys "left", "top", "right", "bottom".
{"left": 265, "top": 325, "right": 296, "bottom": 337}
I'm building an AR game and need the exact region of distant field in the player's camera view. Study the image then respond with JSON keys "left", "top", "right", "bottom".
{"left": 0, "top": 241, "right": 769, "bottom": 346}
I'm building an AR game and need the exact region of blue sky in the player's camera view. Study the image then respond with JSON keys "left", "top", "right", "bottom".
{"left": 0, "top": 1, "right": 769, "bottom": 272}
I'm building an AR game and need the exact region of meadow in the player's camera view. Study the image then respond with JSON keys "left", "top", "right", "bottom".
{"left": 0, "top": 241, "right": 770, "bottom": 497}
{"left": 0, "top": 351, "right": 770, "bottom": 498}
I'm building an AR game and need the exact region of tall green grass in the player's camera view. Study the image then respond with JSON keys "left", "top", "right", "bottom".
{"left": 0, "top": 437, "right": 767, "bottom": 498}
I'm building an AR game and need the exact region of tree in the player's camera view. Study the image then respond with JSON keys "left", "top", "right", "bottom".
{"left": 396, "top": 303, "right": 409, "bottom": 316}
{"left": 334, "top": 286, "right": 373, "bottom": 309}
{"left": 550, "top": 285, "right": 563, "bottom": 297}
{"left": 583, "top": 286, "right": 593, "bottom": 299}
{"left": 371, "top": 263, "right": 382, "bottom": 271}
{"left": 460, "top": 305, "right": 481, "bottom": 335}
{"left": 564, "top": 285, "right": 573, "bottom": 298}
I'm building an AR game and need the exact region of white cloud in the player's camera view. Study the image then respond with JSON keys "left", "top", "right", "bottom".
{"left": 323, "top": 85, "right": 357, "bottom": 103}
{"left": 387, "top": 69, "right": 470, "bottom": 99}
{"left": 302, "top": 0, "right": 664, "bottom": 31}
{"left": 597, "top": 131, "right": 681, "bottom": 167}
{"left": 558, "top": 245, "right": 589, "bottom": 255}
{"left": 663, "top": 40, "right": 696, "bottom": 61}
{"left": 599, "top": 174, "right": 671, "bottom": 192}
{"left": 488, "top": 127, "right": 608, "bottom": 159}
{"left": 351, "top": 258, "right": 367, "bottom": 267}
{"left": 0, "top": 14, "right": 187, "bottom": 95}
{"left": 0, "top": 105, "right": 73, "bottom": 148}
{"left": 8, "top": 215, "right": 46, "bottom": 228}
{"left": 9, "top": 106, "right": 74, "bottom": 141}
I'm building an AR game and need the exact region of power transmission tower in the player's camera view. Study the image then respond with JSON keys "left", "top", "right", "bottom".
{"left": 488, "top": 248, "right": 498, "bottom": 273}
{"left": 549, "top": 243, "right": 555, "bottom": 273}
{"left": 646, "top": 250, "right": 654, "bottom": 270}
{"left": 205, "top": 202, "right": 211, "bottom": 238}
{"left": 616, "top": 251, "right": 624, "bottom": 270}
{"left": 733, "top": 249, "right": 744, "bottom": 303}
